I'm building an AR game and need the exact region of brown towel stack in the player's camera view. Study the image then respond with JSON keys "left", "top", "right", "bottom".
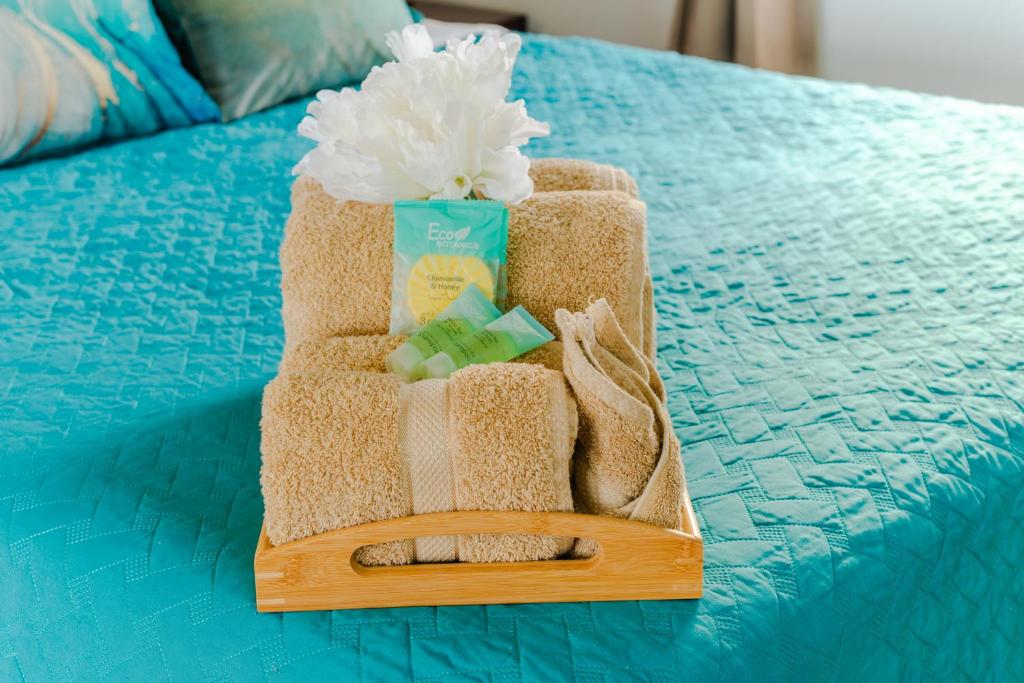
{"left": 260, "top": 158, "right": 685, "bottom": 567}
{"left": 280, "top": 159, "right": 653, "bottom": 359}
{"left": 529, "top": 158, "right": 639, "bottom": 197}
{"left": 280, "top": 335, "right": 564, "bottom": 376}
{"left": 261, "top": 340, "right": 577, "bottom": 565}
{"left": 555, "top": 300, "right": 684, "bottom": 557}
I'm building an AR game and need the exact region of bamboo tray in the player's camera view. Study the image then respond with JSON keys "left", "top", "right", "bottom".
{"left": 254, "top": 492, "right": 701, "bottom": 612}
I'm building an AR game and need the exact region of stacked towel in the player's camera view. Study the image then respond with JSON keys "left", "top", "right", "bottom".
{"left": 281, "top": 176, "right": 653, "bottom": 358}
{"left": 555, "top": 300, "right": 683, "bottom": 557}
{"left": 261, "top": 359, "right": 577, "bottom": 565}
{"left": 280, "top": 335, "right": 564, "bottom": 375}
{"left": 279, "top": 334, "right": 404, "bottom": 374}
{"left": 262, "top": 158, "right": 678, "bottom": 567}
{"left": 529, "top": 158, "right": 639, "bottom": 197}
{"left": 290, "top": 157, "right": 638, "bottom": 203}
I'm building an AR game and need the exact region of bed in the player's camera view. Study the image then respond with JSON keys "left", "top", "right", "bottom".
{"left": 2, "top": 34, "right": 1023, "bottom": 681}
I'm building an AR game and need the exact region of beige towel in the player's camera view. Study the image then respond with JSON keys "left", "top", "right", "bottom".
{"left": 279, "top": 334, "right": 564, "bottom": 375}
{"left": 288, "top": 157, "right": 637, "bottom": 202}
{"left": 279, "top": 334, "right": 405, "bottom": 374}
{"left": 555, "top": 300, "right": 683, "bottom": 557}
{"left": 529, "top": 158, "right": 639, "bottom": 198}
{"left": 280, "top": 181, "right": 653, "bottom": 358}
{"left": 260, "top": 361, "right": 577, "bottom": 565}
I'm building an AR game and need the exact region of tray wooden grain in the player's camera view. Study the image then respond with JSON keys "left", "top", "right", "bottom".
{"left": 254, "top": 492, "right": 702, "bottom": 612}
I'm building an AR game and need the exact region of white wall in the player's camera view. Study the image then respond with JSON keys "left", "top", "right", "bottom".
{"left": 818, "top": 0, "right": 1024, "bottom": 106}
{"left": 437, "top": 0, "right": 682, "bottom": 50}
{"left": 440, "top": 0, "right": 1024, "bottom": 106}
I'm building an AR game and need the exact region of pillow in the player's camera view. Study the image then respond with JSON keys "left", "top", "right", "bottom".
{"left": 0, "top": 0, "right": 219, "bottom": 167}
{"left": 153, "top": 0, "right": 415, "bottom": 121}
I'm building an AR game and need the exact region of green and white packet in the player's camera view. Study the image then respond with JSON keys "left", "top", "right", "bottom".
{"left": 389, "top": 199, "right": 508, "bottom": 335}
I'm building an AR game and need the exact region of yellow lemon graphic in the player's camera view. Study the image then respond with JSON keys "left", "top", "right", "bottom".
{"left": 407, "top": 254, "right": 494, "bottom": 325}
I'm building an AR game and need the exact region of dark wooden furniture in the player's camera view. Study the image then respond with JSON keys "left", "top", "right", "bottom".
{"left": 409, "top": 1, "right": 528, "bottom": 32}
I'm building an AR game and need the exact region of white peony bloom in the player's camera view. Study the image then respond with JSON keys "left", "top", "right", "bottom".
{"left": 294, "top": 23, "right": 549, "bottom": 205}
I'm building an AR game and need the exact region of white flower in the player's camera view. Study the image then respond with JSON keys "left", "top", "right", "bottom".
{"left": 294, "top": 23, "right": 549, "bottom": 205}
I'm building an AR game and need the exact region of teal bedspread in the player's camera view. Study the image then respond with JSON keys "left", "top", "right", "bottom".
{"left": 2, "top": 35, "right": 1023, "bottom": 681}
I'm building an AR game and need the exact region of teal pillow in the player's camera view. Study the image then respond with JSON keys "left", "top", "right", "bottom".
{"left": 153, "top": 0, "right": 415, "bottom": 121}
{"left": 0, "top": 0, "right": 219, "bottom": 166}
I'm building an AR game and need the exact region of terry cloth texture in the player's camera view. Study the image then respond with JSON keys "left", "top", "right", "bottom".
{"left": 279, "top": 335, "right": 564, "bottom": 375}
{"left": 529, "top": 158, "right": 639, "bottom": 197}
{"left": 528, "top": 158, "right": 651, "bottom": 357}
{"left": 280, "top": 179, "right": 652, "bottom": 356}
{"left": 555, "top": 300, "right": 683, "bottom": 557}
{"left": 260, "top": 361, "right": 577, "bottom": 564}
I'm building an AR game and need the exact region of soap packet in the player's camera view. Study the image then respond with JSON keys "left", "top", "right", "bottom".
{"left": 389, "top": 200, "right": 508, "bottom": 335}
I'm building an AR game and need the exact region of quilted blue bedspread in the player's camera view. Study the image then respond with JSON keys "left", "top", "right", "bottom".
{"left": 2, "top": 35, "right": 1023, "bottom": 681}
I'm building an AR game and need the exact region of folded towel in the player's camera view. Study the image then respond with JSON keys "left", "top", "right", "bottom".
{"left": 287, "top": 157, "right": 636, "bottom": 204}
{"left": 281, "top": 181, "right": 653, "bottom": 357}
{"left": 260, "top": 361, "right": 577, "bottom": 565}
{"left": 529, "top": 158, "right": 639, "bottom": 198}
{"left": 530, "top": 158, "right": 652, "bottom": 359}
{"left": 278, "top": 334, "right": 404, "bottom": 375}
{"left": 279, "top": 334, "right": 564, "bottom": 375}
{"left": 555, "top": 300, "right": 683, "bottom": 557}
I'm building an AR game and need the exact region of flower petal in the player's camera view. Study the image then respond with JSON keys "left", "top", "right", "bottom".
{"left": 475, "top": 146, "right": 534, "bottom": 205}
{"left": 295, "top": 22, "right": 548, "bottom": 205}
{"left": 385, "top": 23, "right": 434, "bottom": 62}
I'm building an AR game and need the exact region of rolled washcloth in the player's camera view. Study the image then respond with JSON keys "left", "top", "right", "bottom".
{"left": 281, "top": 180, "right": 653, "bottom": 357}
{"left": 529, "top": 158, "right": 639, "bottom": 197}
{"left": 555, "top": 299, "right": 684, "bottom": 557}
{"left": 260, "top": 355, "right": 577, "bottom": 565}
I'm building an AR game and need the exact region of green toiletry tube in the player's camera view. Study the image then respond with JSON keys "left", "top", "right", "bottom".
{"left": 386, "top": 283, "right": 502, "bottom": 381}
{"left": 419, "top": 306, "right": 555, "bottom": 379}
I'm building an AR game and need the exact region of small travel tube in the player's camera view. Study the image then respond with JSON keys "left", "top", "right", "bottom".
{"left": 419, "top": 306, "right": 554, "bottom": 379}
{"left": 386, "top": 284, "right": 501, "bottom": 381}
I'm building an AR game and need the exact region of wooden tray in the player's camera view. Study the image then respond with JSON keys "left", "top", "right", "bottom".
{"left": 254, "top": 492, "right": 702, "bottom": 612}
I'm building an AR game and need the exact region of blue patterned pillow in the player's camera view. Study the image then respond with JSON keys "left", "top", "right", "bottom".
{"left": 151, "top": 0, "right": 414, "bottom": 121}
{"left": 0, "top": 0, "right": 219, "bottom": 166}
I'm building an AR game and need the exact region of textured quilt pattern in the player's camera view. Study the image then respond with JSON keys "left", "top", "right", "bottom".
{"left": 2, "top": 35, "right": 1023, "bottom": 681}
